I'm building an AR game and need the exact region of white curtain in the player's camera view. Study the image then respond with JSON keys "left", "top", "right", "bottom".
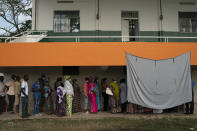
{"left": 126, "top": 52, "right": 192, "bottom": 109}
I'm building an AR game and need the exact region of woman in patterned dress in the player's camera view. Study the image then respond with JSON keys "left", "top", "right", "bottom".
{"left": 94, "top": 77, "right": 101, "bottom": 111}
{"left": 56, "top": 82, "right": 66, "bottom": 117}
{"left": 72, "top": 79, "right": 81, "bottom": 113}
{"left": 88, "top": 77, "right": 98, "bottom": 113}
{"left": 64, "top": 75, "right": 74, "bottom": 117}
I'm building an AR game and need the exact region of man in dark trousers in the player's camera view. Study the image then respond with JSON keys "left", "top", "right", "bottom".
{"left": 21, "top": 75, "right": 29, "bottom": 118}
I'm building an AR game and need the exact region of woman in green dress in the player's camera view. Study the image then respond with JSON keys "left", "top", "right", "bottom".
{"left": 64, "top": 76, "right": 74, "bottom": 117}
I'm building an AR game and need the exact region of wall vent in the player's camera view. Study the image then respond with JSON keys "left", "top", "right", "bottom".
{"left": 57, "top": 0, "right": 74, "bottom": 3}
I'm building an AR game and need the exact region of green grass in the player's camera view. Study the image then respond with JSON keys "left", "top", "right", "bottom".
{"left": 0, "top": 118, "right": 197, "bottom": 131}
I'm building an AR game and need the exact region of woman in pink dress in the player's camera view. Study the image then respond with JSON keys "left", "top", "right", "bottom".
{"left": 88, "top": 77, "right": 98, "bottom": 113}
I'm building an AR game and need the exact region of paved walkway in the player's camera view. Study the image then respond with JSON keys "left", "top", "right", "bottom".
{"left": 0, "top": 112, "right": 197, "bottom": 121}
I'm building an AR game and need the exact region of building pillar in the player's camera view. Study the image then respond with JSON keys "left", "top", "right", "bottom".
{"left": 32, "top": 0, "right": 37, "bottom": 31}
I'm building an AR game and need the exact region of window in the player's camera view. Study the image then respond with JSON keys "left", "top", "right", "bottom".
{"left": 54, "top": 11, "right": 80, "bottom": 32}
{"left": 179, "top": 12, "right": 197, "bottom": 33}
{"left": 121, "top": 11, "right": 139, "bottom": 41}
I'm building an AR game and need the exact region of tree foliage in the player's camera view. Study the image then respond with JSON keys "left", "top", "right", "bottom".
{"left": 0, "top": 0, "right": 32, "bottom": 36}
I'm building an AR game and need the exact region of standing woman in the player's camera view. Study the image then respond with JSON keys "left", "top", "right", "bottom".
{"left": 83, "top": 77, "right": 89, "bottom": 112}
{"left": 88, "top": 77, "right": 98, "bottom": 113}
{"left": 101, "top": 78, "right": 108, "bottom": 111}
{"left": 119, "top": 78, "right": 127, "bottom": 113}
{"left": 94, "top": 77, "right": 101, "bottom": 111}
{"left": 64, "top": 76, "right": 74, "bottom": 117}
{"left": 44, "top": 80, "right": 54, "bottom": 114}
{"left": 72, "top": 79, "right": 81, "bottom": 113}
{"left": 14, "top": 76, "right": 21, "bottom": 114}
{"left": 56, "top": 82, "right": 66, "bottom": 117}
{"left": 109, "top": 84, "right": 116, "bottom": 113}
{"left": 110, "top": 79, "right": 120, "bottom": 107}
{"left": 54, "top": 77, "right": 62, "bottom": 113}
{"left": 6, "top": 74, "right": 16, "bottom": 113}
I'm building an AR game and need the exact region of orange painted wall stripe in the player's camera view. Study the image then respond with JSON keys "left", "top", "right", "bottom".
{"left": 0, "top": 42, "right": 197, "bottom": 66}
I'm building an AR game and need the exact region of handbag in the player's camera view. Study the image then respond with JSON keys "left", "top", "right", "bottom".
{"left": 106, "top": 87, "right": 113, "bottom": 96}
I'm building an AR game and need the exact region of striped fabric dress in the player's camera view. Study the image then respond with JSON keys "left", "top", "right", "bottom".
{"left": 72, "top": 83, "right": 81, "bottom": 113}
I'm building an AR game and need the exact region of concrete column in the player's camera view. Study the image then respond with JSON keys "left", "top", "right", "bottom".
{"left": 32, "top": 0, "right": 35, "bottom": 30}
{"left": 32, "top": 0, "right": 38, "bottom": 31}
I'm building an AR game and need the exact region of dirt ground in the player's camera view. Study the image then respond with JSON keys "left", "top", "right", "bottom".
{"left": 1, "top": 112, "right": 197, "bottom": 131}
{"left": 0, "top": 112, "right": 197, "bottom": 121}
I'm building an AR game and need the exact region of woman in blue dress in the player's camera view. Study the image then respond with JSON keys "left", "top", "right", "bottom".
{"left": 94, "top": 77, "right": 101, "bottom": 111}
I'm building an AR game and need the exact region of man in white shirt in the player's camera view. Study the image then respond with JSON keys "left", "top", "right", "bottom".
{"left": 21, "top": 75, "right": 29, "bottom": 118}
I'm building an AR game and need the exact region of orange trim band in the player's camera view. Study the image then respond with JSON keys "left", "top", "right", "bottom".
{"left": 0, "top": 42, "right": 197, "bottom": 66}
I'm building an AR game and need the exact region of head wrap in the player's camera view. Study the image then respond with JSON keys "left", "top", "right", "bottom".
{"left": 0, "top": 73, "right": 4, "bottom": 77}
{"left": 88, "top": 77, "right": 93, "bottom": 82}
{"left": 64, "top": 75, "right": 71, "bottom": 81}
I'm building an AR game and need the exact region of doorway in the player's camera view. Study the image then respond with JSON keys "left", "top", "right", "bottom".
{"left": 121, "top": 11, "right": 139, "bottom": 42}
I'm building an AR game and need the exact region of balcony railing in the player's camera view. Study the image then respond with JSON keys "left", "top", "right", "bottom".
{"left": 1, "top": 31, "right": 197, "bottom": 43}
{"left": 0, "top": 30, "right": 47, "bottom": 43}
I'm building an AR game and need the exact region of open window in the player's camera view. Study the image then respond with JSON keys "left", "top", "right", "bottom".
{"left": 121, "top": 11, "right": 139, "bottom": 42}
{"left": 179, "top": 12, "right": 197, "bottom": 33}
{"left": 53, "top": 11, "right": 80, "bottom": 32}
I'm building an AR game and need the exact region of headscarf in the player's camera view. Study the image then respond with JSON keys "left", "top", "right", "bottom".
{"left": 0, "top": 73, "right": 4, "bottom": 77}
{"left": 88, "top": 77, "right": 93, "bottom": 82}
{"left": 64, "top": 75, "right": 71, "bottom": 81}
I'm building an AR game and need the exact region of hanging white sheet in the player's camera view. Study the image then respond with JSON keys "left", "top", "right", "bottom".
{"left": 126, "top": 53, "right": 192, "bottom": 109}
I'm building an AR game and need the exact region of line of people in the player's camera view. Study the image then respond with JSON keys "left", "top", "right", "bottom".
{"left": 0, "top": 72, "right": 129, "bottom": 118}
{"left": 2, "top": 72, "right": 192, "bottom": 118}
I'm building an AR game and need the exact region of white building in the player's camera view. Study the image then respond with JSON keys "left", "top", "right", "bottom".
{"left": 32, "top": 0, "right": 197, "bottom": 42}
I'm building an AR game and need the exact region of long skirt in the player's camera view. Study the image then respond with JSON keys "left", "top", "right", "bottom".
{"left": 72, "top": 92, "right": 81, "bottom": 113}
{"left": 96, "top": 93, "right": 101, "bottom": 110}
{"left": 66, "top": 94, "right": 73, "bottom": 117}
{"left": 45, "top": 96, "right": 54, "bottom": 114}
{"left": 109, "top": 95, "right": 118, "bottom": 113}
{"left": 56, "top": 96, "right": 66, "bottom": 117}
{"left": 89, "top": 93, "right": 97, "bottom": 113}
{"left": 126, "top": 102, "right": 137, "bottom": 114}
